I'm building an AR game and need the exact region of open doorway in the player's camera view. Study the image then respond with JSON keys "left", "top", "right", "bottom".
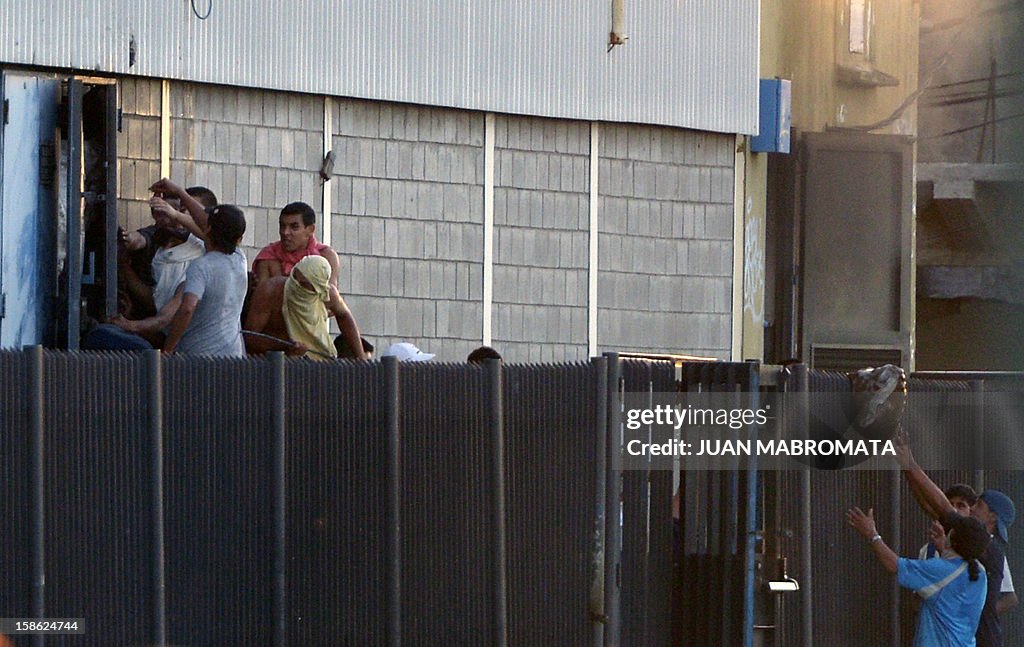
{"left": 0, "top": 71, "right": 117, "bottom": 350}
{"left": 61, "top": 78, "right": 119, "bottom": 349}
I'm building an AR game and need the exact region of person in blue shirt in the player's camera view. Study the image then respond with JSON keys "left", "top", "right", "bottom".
{"left": 847, "top": 441, "right": 991, "bottom": 646}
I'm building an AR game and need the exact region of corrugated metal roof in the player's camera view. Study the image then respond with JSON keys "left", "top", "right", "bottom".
{"left": 1, "top": 0, "right": 758, "bottom": 134}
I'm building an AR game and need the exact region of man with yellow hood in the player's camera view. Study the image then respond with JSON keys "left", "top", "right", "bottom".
{"left": 243, "top": 255, "right": 367, "bottom": 360}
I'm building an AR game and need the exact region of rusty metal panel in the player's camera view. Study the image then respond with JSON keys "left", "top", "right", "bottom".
{"left": 0, "top": 0, "right": 758, "bottom": 134}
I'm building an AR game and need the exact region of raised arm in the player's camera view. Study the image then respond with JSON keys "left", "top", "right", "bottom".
{"left": 327, "top": 286, "right": 366, "bottom": 360}
{"left": 150, "top": 196, "right": 207, "bottom": 244}
{"left": 162, "top": 292, "right": 199, "bottom": 354}
{"left": 150, "top": 177, "right": 209, "bottom": 230}
{"left": 111, "top": 287, "right": 183, "bottom": 336}
{"left": 846, "top": 506, "right": 899, "bottom": 573}
{"left": 894, "top": 442, "right": 955, "bottom": 521}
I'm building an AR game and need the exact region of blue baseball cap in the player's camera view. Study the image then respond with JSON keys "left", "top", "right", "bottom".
{"left": 980, "top": 490, "right": 1016, "bottom": 542}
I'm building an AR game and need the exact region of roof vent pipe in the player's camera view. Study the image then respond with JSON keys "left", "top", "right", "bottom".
{"left": 609, "top": 0, "right": 627, "bottom": 51}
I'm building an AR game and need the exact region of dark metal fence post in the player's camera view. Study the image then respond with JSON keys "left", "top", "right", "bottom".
{"left": 488, "top": 359, "right": 508, "bottom": 647}
{"left": 147, "top": 349, "right": 166, "bottom": 646}
{"left": 603, "top": 353, "right": 622, "bottom": 647}
{"left": 383, "top": 356, "right": 401, "bottom": 647}
{"left": 270, "top": 351, "right": 286, "bottom": 646}
{"left": 742, "top": 363, "right": 760, "bottom": 647}
{"left": 590, "top": 356, "right": 608, "bottom": 647}
{"left": 28, "top": 345, "right": 45, "bottom": 647}
{"left": 791, "top": 363, "right": 813, "bottom": 647}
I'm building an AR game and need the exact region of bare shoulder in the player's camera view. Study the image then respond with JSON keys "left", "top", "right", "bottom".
{"left": 319, "top": 246, "right": 340, "bottom": 265}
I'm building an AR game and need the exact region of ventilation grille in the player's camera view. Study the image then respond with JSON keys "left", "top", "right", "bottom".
{"left": 811, "top": 346, "right": 903, "bottom": 371}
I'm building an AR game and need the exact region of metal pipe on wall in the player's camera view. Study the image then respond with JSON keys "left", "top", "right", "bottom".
{"left": 159, "top": 80, "right": 170, "bottom": 178}
{"left": 483, "top": 113, "right": 495, "bottom": 346}
{"left": 147, "top": 349, "right": 167, "bottom": 646}
{"left": 609, "top": 0, "right": 627, "bottom": 46}
{"left": 588, "top": 123, "right": 599, "bottom": 358}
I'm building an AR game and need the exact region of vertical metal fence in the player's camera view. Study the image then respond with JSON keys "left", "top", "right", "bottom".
{"left": 671, "top": 361, "right": 760, "bottom": 647}
{"left": 619, "top": 358, "right": 677, "bottom": 647}
{"left": 0, "top": 348, "right": 681, "bottom": 646}
{"left": 7, "top": 350, "right": 1012, "bottom": 646}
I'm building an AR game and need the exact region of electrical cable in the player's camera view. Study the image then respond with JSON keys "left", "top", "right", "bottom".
{"left": 922, "top": 111, "right": 1024, "bottom": 139}
{"left": 929, "top": 70, "right": 1023, "bottom": 91}
{"left": 191, "top": 0, "right": 212, "bottom": 20}
{"left": 926, "top": 87, "right": 1024, "bottom": 107}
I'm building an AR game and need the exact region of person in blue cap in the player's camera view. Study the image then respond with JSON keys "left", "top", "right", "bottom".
{"left": 971, "top": 489, "right": 1018, "bottom": 646}
{"left": 877, "top": 441, "right": 991, "bottom": 646}
{"left": 919, "top": 487, "right": 1018, "bottom": 646}
{"left": 977, "top": 490, "right": 1015, "bottom": 547}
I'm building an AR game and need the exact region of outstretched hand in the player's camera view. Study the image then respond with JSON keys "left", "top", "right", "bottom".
{"left": 149, "top": 195, "right": 179, "bottom": 219}
{"left": 846, "top": 506, "right": 879, "bottom": 540}
{"left": 892, "top": 436, "right": 914, "bottom": 468}
{"left": 149, "top": 177, "right": 184, "bottom": 197}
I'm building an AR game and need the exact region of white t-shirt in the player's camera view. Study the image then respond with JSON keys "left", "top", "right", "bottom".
{"left": 151, "top": 234, "right": 206, "bottom": 311}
